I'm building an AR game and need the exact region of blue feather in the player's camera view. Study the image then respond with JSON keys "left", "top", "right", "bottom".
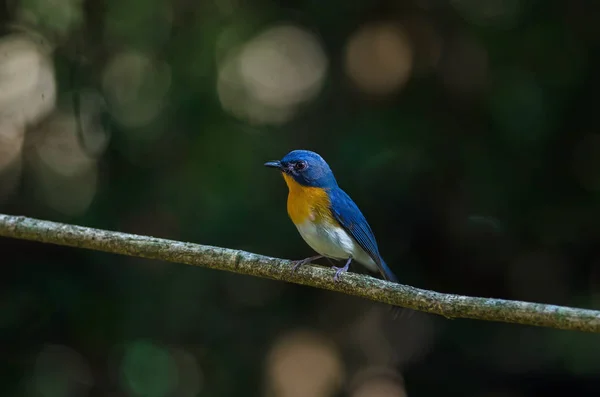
{"left": 328, "top": 187, "right": 398, "bottom": 282}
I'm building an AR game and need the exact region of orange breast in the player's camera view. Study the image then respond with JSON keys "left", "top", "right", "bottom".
{"left": 282, "top": 173, "right": 331, "bottom": 225}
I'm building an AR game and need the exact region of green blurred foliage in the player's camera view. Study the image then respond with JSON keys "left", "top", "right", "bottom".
{"left": 1, "top": 0, "right": 600, "bottom": 396}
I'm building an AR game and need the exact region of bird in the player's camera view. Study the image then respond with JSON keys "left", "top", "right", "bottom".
{"left": 264, "top": 149, "right": 398, "bottom": 283}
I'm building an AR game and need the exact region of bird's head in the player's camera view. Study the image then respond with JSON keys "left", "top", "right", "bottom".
{"left": 264, "top": 150, "right": 338, "bottom": 188}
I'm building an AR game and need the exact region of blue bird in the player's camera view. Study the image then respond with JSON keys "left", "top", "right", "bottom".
{"left": 265, "top": 150, "right": 398, "bottom": 283}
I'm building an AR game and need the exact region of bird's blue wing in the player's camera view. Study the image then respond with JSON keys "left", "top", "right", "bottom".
{"left": 328, "top": 188, "right": 398, "bottom": 282}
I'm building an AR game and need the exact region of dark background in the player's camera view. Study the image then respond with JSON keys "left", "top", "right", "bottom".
{"left": 1, "top": 0, "right": 600, "bottom": 396}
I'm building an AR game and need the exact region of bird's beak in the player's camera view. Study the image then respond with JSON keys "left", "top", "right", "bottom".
{"left": 264, "top": 160, "right": 282, "bottom": 170}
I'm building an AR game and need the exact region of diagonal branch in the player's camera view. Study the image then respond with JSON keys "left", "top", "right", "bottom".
{"left": 0, "top": 213, "right": 599, "bottom": 333}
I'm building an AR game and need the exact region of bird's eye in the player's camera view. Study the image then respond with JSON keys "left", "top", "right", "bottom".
{"left": 294, "top": 161, "right": 307, "bottom": 171}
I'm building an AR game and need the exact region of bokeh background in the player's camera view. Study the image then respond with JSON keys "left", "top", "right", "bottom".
{"left": 1, "top": 0, "right": 600, "bottom": 396}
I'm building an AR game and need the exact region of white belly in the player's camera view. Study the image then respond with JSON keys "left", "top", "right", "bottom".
{"left": 295, "top": 220, "right": 378, "bottom": 272}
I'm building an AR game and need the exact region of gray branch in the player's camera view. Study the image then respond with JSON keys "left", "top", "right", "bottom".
{"left": 1, "top": 213, "right": 599, "bottom": 333}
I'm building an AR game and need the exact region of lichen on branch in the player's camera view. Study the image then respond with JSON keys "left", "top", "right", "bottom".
{"left": 0, "top": 213, "right": 599, "bottom": 333}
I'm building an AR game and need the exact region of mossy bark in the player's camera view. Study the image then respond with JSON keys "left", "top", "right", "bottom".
{"left": 1, "top": 214, "right": 599, "bottom": 333}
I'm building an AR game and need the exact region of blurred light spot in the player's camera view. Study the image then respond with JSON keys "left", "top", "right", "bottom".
{"left": 32, "top": 112, "right": 95, "bottom": 176}
{"left": 451, "top": 0, "right": 522, "bottom": 29}
{"left": 120, "top": 340, "right": 178, "bottom": 397}
{"left": 438, "top": 34, "right": 488, "bottom": 97}
{"left": 103, "top": 51, "right": 171, "bottom": 129}
{"left": 344, "top": 22, "right": 413, "bottom": 96}
{"left": 351, "top": 375, "right": 406, "bottom": 397}
{"left": 239, "top": 26, "right": 326, "bottom": 107}
{"left": 32, "top": 344, "right": 93, "bottom": 397}
{"left": 0, "top": 118, "right": 25, "bottom": 173}
{"left": 218, "top": 24, "right": 327, "bottom": 125}
{"left": 169, "top": 348, "right": 203, "bottom": 397}
{"left": 29, "top": 111, "right": 98, "bottom": 215}
{"left": 34, "top": 161, "right": 97, "bottom": 215}
{"left": 266, "top": 330, "right": 343, "bottom": 397}
{"left": 0, "top": 34, "right": 56, "bottom": 125}
{"left": 14, "top": 0, "right": 83, "bottom": 38}
{"left": 572, "top": 133, "right": 600, "bottom": 192}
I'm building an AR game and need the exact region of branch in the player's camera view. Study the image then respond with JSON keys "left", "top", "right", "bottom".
{"left": 0, "top": 214, "right": 598, "bottom": 333}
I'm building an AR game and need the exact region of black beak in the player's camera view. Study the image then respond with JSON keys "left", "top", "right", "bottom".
{"left": 264, "top": 160, "right": 282, "bottom": 170}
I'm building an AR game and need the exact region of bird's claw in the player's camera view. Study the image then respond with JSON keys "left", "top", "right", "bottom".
{"left": 291, "top": 255, "right": 323, "bottom": 273}
{"left": 332, "top": 267, "right": 345, "bottom": 281}
{"left": 332, "top": 258, "right": 352, "bottom": 282}
{"left": 291, "top": 260, "right": 307, "bottom": 273}
{"left": 331, "top": 265, "right": 349, "bottom": 282}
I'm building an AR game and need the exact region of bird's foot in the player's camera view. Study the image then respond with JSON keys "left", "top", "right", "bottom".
{"left": 332, "top": 258, "right": 352, "bottom": 282}
{"left": 291, "top": 255, "right": 323, "bottom": 273}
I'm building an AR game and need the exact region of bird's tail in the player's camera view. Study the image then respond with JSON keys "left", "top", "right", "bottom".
{"left": 378, "top": 259, "right": 414, "bottom": 320}
{"left": 378, "top": 258, "right": 398, "bottom": 283}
